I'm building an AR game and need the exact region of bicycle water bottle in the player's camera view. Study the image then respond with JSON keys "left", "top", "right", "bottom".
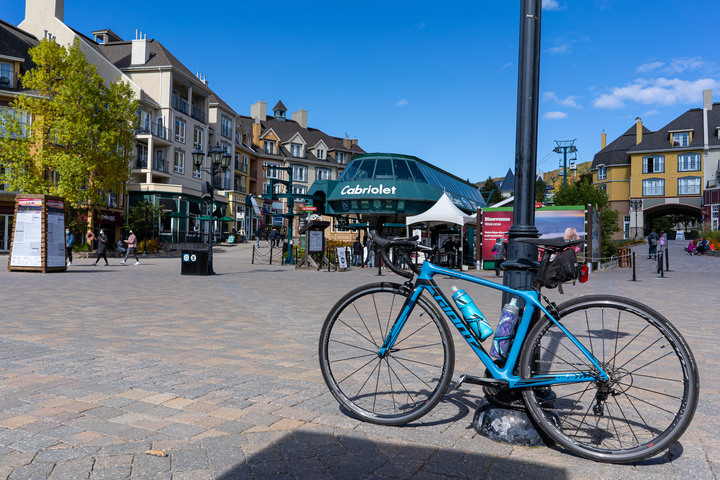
{"left": 450, "top": 286, "right": 493, "bottom": 341}
{"left": 490, "top": 298, "right": 520, "bottom": 359}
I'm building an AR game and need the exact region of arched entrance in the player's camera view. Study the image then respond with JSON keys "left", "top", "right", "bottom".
{"left": 643, "top": 202, "right": 702, "bottom": 237}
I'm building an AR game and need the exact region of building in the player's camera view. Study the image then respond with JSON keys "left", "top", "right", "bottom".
{"left": 592, "top": 90, "right": 720, "bottom": 238}
{"left": 238, "top": 100, "right": 365, "bottom": 239}
{"left": 0, "top": 19, "right": 39, "bottom": 253}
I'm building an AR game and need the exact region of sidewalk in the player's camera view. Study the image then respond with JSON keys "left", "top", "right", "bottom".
{"left": 0, "top": 240, "right": 717, "bottom": 479}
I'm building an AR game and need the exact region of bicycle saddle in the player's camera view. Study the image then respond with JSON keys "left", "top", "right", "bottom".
{"left": 516, "top": 237, "right": 584, "bottom": 250}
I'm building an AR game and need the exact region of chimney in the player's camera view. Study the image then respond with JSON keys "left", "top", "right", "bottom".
{"left": 601, "top": 129, "right": 606, "bottom": 149}
{"left": 635, "top": 117, "right": 643, "bottom": 145}
{"left": 292, "top": 109, "right": 307, "bottom": 129}
{"left": 131, "top": 30, "right": 149, "bottom": 65}
{"left": 342, "top": 134, "right": 352, "bottom": 149}
{"left": 252, "top": 117, "right": 262, "bottom": 147}
{"left": 25, "top": 0, "right": 65, "bottom": 22}
{"left": 351, "top": 137, "right": 358, "bottom": 147}
{"left": 251, "top": 100, "right": 266, "bottom": 122}
{"left": 703, "top": 89, "right": 712, "bottom": 151}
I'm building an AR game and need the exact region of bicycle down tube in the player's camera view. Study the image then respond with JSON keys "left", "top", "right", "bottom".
{"left": 378, "top": 260, "right": 609, "bottom": 389}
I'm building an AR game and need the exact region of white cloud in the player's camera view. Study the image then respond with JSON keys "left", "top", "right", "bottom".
{"left": 636, "top": 57, "right": 705, "bottom": 75}
{"left": 395, "top": 98, "right": 409, "bottom": 107}
{"left": 636, "top": 61, "right": 664, "bottom": 74}
{"left": 546, "top": 44, "right": 569, "bottom": 55}
{"left": 543, "top": 91, "right": 582, "bottom": 108}
{"left": 544, "top": 111, "right": 568, "bottom": 120}
{"left": 593, "top": 77, "right": 719, "bottom": 109}
{"left": 643, "top": 109, "right": 660, "bottom": 117}
{"left": 543, "top": 0, "right": 561, "bottom": 10}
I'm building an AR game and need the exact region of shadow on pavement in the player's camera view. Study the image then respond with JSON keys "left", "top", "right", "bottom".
{"left": 214, "top": 430, "right": 570, "bottom": 479}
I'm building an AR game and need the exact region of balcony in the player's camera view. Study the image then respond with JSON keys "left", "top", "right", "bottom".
{"left": 190, "top": 105, "right": 205, "bottom": 123}
{"left": 136, "top": 121, "right": 169, "bottom": 140}
{"left": 153, "top": 156, "right": 168, "bottom": 173}
{"left": 135, "top": 154, "right": 149, "bottom": 169}
{"left": 172, "top": 95, "right": 188, "bottom": 115}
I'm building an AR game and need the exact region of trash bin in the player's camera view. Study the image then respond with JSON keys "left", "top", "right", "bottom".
{"left": 181, "top": 249, "right": 209, "bottom": 275}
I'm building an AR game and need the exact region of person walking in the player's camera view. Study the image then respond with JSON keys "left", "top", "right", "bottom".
{"left": 647, "top": 230, "right": 659, "bottom": 259}
{"left": 352, "top": 237, "right": 364, "bottom": 266}
{"left": 491, "top": 237, "right": 506, "bottom": 277}
{"left": 121, "top": 230, "right": 140, "bottom": 265}
{"left": 255, "top": 227, "right": 263, "bottom": 247}
{"left": 65, "top": 228, "right": 74, "bottom": 266}
{"left": 92, "top": 229, "right": 110, "bottom": 266}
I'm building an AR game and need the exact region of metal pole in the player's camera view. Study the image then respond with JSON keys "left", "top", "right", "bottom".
{"left": 207, "top": 166, "right": 215, "bottom": 275}
{"left": 665, "top": 241, "right": 670, "bottom": 271}
{"left": 252, "top": 246, "right": 255, "bottom": 264}
{"left": 632, "top": 252, "right": 637, "bottom": 281}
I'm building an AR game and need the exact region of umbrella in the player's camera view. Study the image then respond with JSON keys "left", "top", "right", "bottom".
{"left": 168, "top": 211, "right": 189, "bottom": 218}
{"left": 197, "top": 215, "right": 213, "bottom": 221}
{"left": 218, "top": 216, "right": 235, "bottom": 222}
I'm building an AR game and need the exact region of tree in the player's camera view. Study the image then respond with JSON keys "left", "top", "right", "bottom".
{"left": 477, "top": 176, "right": 503, "bottom": 205}
{"left": 553, "top": 175, "right": 620, "bottom": 258}
{"left": 669, "top": 213, "right": 699, "bottom": 232}
{"left": 535, "top": 177, "right": 547, "bottom": 203}
{"left": 0, "top": 38, "right": 137, "bottom": 206}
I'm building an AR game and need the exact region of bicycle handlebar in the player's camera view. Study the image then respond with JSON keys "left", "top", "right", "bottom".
{"left": 369, "top": 230, "right": 436, "bottom": 278}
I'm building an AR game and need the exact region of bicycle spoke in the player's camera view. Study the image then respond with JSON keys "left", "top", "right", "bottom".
{"left": 351, "top": 302, "right": 379, "bottom": 346}
{"left": 329, "top": 338, "right": 379, "bottom": 356}
{"left": 338, "top": 316, "right": 378, "bottom": 347}
{"left": 393, "top": 319, "right": 434, "bottom": 348}
{"left": 337, "top": 356, "right": 379, "bottom": 387}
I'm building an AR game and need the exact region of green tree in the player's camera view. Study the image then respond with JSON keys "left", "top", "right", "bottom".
{"left": 126, "top": 202, "right": 165, "bottom": 241}
{"left": 477, "top": 176, "right": 503, "bottom": 205}
{"left": 535, "top": 177, "right": 547, "bottom": 203}
{"left": 652, "top": 216, "right": 673, "bottom": 234}
{"left": 0, "top": 38, "right": 137, "bottom": 206}
{"left": 553, "top": 175, "right": 620, "bottom": 259}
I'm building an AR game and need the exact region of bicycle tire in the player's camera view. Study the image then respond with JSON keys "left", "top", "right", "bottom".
{"left": 520, "top": 295, "right": 699, "bottom": 463}
{"left": 319, "top": 282, "right": 455, "bottom": 425}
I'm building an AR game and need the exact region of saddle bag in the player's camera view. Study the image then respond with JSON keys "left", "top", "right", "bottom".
{"left": 540, "top": 248, "right": 579, "bottom": 289}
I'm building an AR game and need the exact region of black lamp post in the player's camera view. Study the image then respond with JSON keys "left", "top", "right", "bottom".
{"left": 630, "top": 199, "right": 642, "bottom": 238}
{"left": 143, "top": 199, "right": 151, "bottom": 255}
{"left": 192, "top": 142, "right": 230, "bottom": 275}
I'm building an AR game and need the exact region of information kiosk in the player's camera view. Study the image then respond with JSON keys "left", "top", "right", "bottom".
{"left": 8, "top": 195, "right": 66, "bottom": 273}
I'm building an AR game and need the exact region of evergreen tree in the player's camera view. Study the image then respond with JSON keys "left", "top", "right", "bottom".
{"left": 478, "top": 176, "right": 503, "bottom": 205}
{"left": 0, "top": 38, "right": 137, "bottom": 206}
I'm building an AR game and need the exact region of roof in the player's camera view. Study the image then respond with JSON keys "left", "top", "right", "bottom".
{"left": 498, "top": 168, "right": 514, "bottom": 191}
{"left": 209, "top": 93, "right": 236, "bottom": 116}
{"left": 0, "top": 19, "right": 39, "bottom": 78}
{"left": 592, "top": 124, "right": 651, "bottom": 169}
{"left": 273, "top": 100, "right": 287, "bottom": 113}
{"left": 628, "top": 104, "right": 720, "bottom": 153}
{"left": 237, "top": 114, "right": 366, "bottom": 162}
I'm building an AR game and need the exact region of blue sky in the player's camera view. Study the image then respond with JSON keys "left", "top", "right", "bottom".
{"left": 2, "top": 0, "right": 718, "bottom": 183}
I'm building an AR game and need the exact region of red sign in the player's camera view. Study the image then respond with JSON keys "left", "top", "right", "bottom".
{"left": 301, "top": 206, "right": 317, "bottom": 211}
{"left": 481, "top": 211, "right": 513, "bottom": 261}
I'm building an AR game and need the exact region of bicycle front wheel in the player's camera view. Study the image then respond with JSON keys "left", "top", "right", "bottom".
{"left": 319, "top": 282, "right": 454, "bottom": 425}
{"left": 520, "top": 295, "right": 699, "bottom": 463}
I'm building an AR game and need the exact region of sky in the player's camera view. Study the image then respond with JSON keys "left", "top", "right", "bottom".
{"left": 2, "top": 0, "right": 718, "bottom": 184}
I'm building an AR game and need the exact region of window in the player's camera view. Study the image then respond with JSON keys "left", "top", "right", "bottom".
{"left": 292, "top": 165, "right": 307, "bottom": 182}
{"left": 174, "top": 150, "right": 185, "bottom": 174}
{"left": 137, "top": 110, "right": 152, "bottom": 133}
{"left": 316, "top": 168, "right": 331, "bottom": 181}
{"left": 316, "top": 148, "right": 325, "bottom": 160}
{"left": 597, "top": 166, "right": 607, "bottom": 180}
{"left": 599, "top": 184, "right": 607, "bottom": 194}
{"left": 336, "top": 152, "right": 346, "bottom": 164}
{"left": 712, "top": 205, "right": 719, "bottom": 231}
{"left": 0, "top": 107, "right": 31, "bottom": 138}
{"left": 642, "top": 155, "right": 664, "bottom": 174}
{"left": 0, "top": 61, "right": 14, "bottom": 88}
{"left": 136, "top": 144, "right": 148, "bottom": 168}
{"left": 156, "top": 116, "right": 166, "bottom": 139}
{"left": 264, "top": 140, "right": 275, "bottom": 154}
{"left": 175, "top": 119, "right": 186, "bottom": 143}
{"left": 264, "top": 163, "right": 280, "bottom": 179}
{"left": 623, "top": 215, "right": 630, "bottom": 239}
{"left": 672, "top": 132, "right": 690, "bottom": 147}
{"left": 262, "top": 182, "right": 282, "bottom": 195}
{"left": 241, "top": 155, "right": 248, "bottom": 173}
{"left": 192, "top": 158, "right": 201, "bottom": 178}
{"left": 374, "top": 159, "right": 393, "bottom": 179}
{"left": 221, "top": 115, "right": 232, "bottom": 138}
{"left": 153, "top": 148, "right": 164, "bottom": 172}
{"left": 107, "top": 192, "right": 117, "bottom": 208}
{"left": 393, "top": 159, "right": 413, "bottom": 180}
{"left": 678, "top": 153, "right": 700, "bottom": 172}
{"left": 642, "top": 178, "right": 664, "bottom": 196}
{"left": 193, "top": 126, "right": 203, "bottom": 150}
{"left": 677, "top": 177, "right": 700, "bottom": 195}
{"left": 292, "top": 185, "right": 307, "bottom": 202}
{"left": 290, "top": 143, "right": 303, "bottom": 158}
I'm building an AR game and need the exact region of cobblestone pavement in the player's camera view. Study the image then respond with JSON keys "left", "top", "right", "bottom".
{"left": 0, "top": 239, "right": 718, "bottom": 479}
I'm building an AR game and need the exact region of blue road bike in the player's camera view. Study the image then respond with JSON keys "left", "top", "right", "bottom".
{"left": 319, "top": 233, "right": 699, "bottom": 463}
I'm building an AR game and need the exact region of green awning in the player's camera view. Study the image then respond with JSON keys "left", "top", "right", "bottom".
{"left": 218, "top": 216, "right": 234, "bottom": 222}
{"left": 198, "top": 215, "right": 213, "bottom": 221}
{"left": 384, "top": 223, "right": 407, "bottom": 228}
{"left": 168, "top": 211, "right": 189, "bottom": 218}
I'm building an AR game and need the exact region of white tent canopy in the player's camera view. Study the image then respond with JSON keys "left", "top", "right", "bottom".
{"left": 406, "top": 192, "right": 477, "bottom": 227}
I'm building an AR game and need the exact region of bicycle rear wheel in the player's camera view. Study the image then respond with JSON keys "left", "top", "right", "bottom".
{"left": 520, "top": 295, "right": 699, "bottom": 463}
{"left": 319, "top": 282, "right": 454, "bottom": 425}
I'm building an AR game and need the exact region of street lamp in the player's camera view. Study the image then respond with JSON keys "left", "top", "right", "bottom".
{"left": 192, "top": 142, "right": 230, "bottom": 275}
{"left": 629, "top": 199, "right": 643, "bottom": 239}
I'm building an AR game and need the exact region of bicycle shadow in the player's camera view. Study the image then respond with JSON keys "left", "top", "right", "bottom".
{"left": 212, "top": 430, "right": 571, "bottom": 479}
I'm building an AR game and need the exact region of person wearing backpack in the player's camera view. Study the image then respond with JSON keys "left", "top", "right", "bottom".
{"left": 647, "top": 231, "right": 659, "bottom": 259}
{"left": 491, "top": 238, "right": 506, "bottom": 277}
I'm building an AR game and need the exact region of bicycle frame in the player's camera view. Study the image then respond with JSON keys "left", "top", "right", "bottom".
{"left": 377, "top": 259, "right": 609, "bottom": 389}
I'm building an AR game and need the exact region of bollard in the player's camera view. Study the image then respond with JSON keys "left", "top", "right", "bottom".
{"left": 269, "top": 244, "right": 273, "bottom": 265}
{"left": 252, "top": 246, "right": 255, "bottom": 264}
{"left": 632, "top": 252, "right": 637, "bottom": 281}
{"left": 666, "top": 245, "right": 670, "bottom": 271}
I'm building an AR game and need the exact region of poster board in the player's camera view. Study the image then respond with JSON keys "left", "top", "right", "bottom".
{"left": 8, "top": 195, "right": 66, "bottom": 273}
{"left": 308, "top": 229, "right": 324, "bottom": 253}
{"left": 336, "top": 246, "right": 348, "bottom": 270}
{"left": 480, "top": 205, "right": 586, "bottom": 268}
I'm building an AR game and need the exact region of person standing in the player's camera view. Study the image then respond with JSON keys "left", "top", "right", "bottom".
{"left": 92, "top": 229, "right": 110, "bottom": 266}
{"left": 365, "top": 237, "right": 376, "bottom": 268}
{"left": 352, "top": 237, "right": 363, "bottom": 266}
{"left": 121, "top": 230, "right": 140, "bottom": 265}
{"left": 255, "top": 227, "right": 263, "bottom": 247}
{"left": 65, "top": 228, "right": 74, "bottom": 266}
{"left": 491, "top": 237, "right": 505, "bottom": 277}
{"left": 443, "top": 236, "right": 456, "bottom": 269}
